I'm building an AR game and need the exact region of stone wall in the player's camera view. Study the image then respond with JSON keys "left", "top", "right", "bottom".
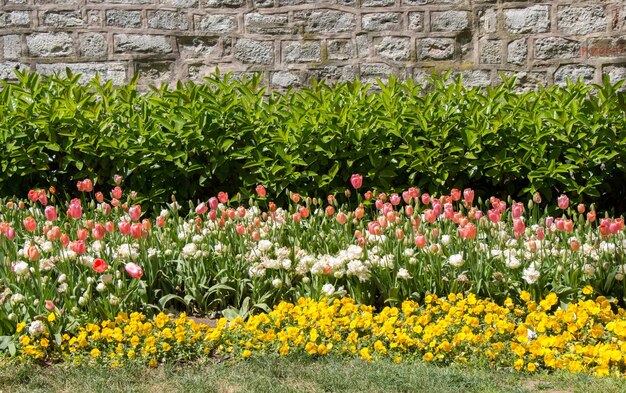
{"left": 1, "top": 0, "right": 626, "bottom": 89}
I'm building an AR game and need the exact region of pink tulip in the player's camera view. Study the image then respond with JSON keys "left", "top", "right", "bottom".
{"left": 130, "top": 223, "right": 144, "bottom": 239}
{"left": 195, "top": 202, "right": 208, "bottom": 215}
{"left": 71, "top": 240, "right": 86, "bottom": 255}
{"left": 536, "top": 227, "right": 545, "bottom": 240}
{"left": 76, "top": 228, "right": 88, "bottom": 241}
{"left": 92, "top": 223, "right": 106, "bottom": 240}
{"left": 424, "top": 209, "right": 437, "bottom": 224}
{"left": 368, "top": 221, "right": 382, "bottom": 236}
{"left": 208, "top": 197, "right": 219, "bottom": 210}
{"left": 414, "top": 234, "right": 427, "bottom": 248}
{"left": 390, "top": 193, "right": 401, "bottom": 206}
{"left": 82, "top": 179, "right": 93, "bottom": 192}
{"left": 421, "top": 193, "right": 430, "bottom": 205}
{"left": 129, "top": 205, "right": 141, "bottom": 221}
{"left": 118, "top": 221, "right": 131, "bottom": 235}
{"left": 125, "top": 263, "right": 143, "bottom": 279}
{"left": 113, "top": 175, "right": 123, "bottom": 185}
{"left": 218, "top": 192, "right": 229, "bottom": 204}
{"left": 487, "top": 209, "right": 500, "bottom": 223}
{"left": 402, "top": 191, "right": 411, "bottom": 204}
{"left": 45, "top": 300, "right": 55, "bottom": 311}
{"left": 336, "top": 212, "right": 347, "bottom": 224}
{"left": 511, "top": 202, "right": 524, "bottom": 218}
{"left": 44, "top": 206, "right": 57, "bottom": 222}
{"left": 463, "top": 188, "right": 474, "bottom": 205}
{"left": 513, "top": 218, "right": 525, "bottom": 234}
{"left": 450, "top": 189, "right": 461, "bottom": 201}
{"left": 405, "top": 205, "right": 414, "bottom": 217}
{"left": 557, "top": 194, "right": 569, "bottom": 210}
{"left": 67, "top": 201, "right": 82, "bottom": 220}
{"left": 350, "top": 174, "right": 362, "bottom": 189}
{"left": 23, "top": 216, "right": 36, "bottom": 232}
{"left": 112, "top": 186, "right": 123, "bottom": 199}
{"left": 256, "top": 185, "right": 266, "bottom": 197}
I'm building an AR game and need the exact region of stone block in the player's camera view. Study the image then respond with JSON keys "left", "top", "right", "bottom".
{"left": 294, "top": 10, "right": 356, "bottom": 33}
{"left": 327, "top": 39, "right": 354, "bottom": 61}
{"left": 27, "top": 33, "right": 73, "bottom": 57}
{"left": 535, "top": 37, "right": 581, "bottom": 60}
{"left": 271, "top": 71, "right": 301, "bottom": 89}
{"left": 497, "top": 71, "right": 547, "bottom": 93}
{"left": 586, "top": 36, "right": 626, "bottom": 58}
{"left": 362, "top": 13, "right": 402, "bottom": 32}
{"left": 306, "top": 65, "right": 357, "bottom": 84}
{"left": 603, "top": 65, "right": 626, "bottom": 89}
{"left": 557, "top": 6, "right": 606, "bottom": 35}
{"left": 161, "top": 0, "right": 198, "bottom": 7}
{"left": 197, "top": 15, "right": 237, "bottom": 33}
{"left": 478, "top": 8, "right": 497, "bottom": 34}
{"left": 554, "top": 64, "right": 595, "bottom": 86}
{"left": 451, "top": 70, "right": 491, "bottom": 87}
{"left": 356, "top": 34, "right": 370, "bottom": 58}
{"left": 42, "top": 11, "right": 84, "bottom": 28}
{"left": 202, "top": 0, "right": 245, "bottom": 6}
{"left": 79, "top": 33, "right": 108, "bottom": 57}
{"left": 362, "top": 0, "right": 394, "bottom": 6}
{"left": 114, "top": 34, "right": 172, "bottom": 54}
{"left": 148, "top": 11, "right": 189, "bottom": 30}
{"left": 106, "top": 10, "right": 142, "bottom": 28}
{"left": 375, "top": 36, "right": 411, "bottom": 61}
{"left": 0, "top": 62, "right": 28, "bottom": 80}
{"left": 431, "top": 11, "right": 470, "bottom": 32}
{"left": 507, "top": 39, "right": 527, "bottom": 66}
{"left": 88, "top": 0, "right": 152, "bottom": 4}
{"left": 282, "top": 41, "right": 321, "bottom": 64}
{"left": 408, "top": 12, "right": 424, "bottom": 32}
{"left": 177, "top": 36, "right": 219, "bottom": 58}
{"left": 0, "top": 11, "right": 31, "bottom": 28}
{"left": 245, "top": 13, "right": 296, "bottom": 34}
{"left": 402, "top": 0, "right": 463, "bottom": 4}
{"left": 504, "top": 6, "right": 550, "bottom": 34}
{"left": 416, "top": 38, "right": 455, "bottom": 60}
{"left": 135, "top": 61, "right": 173, "bottom": 86}
{"left": 479, "top": 39, "right": 502, "bottom": 64}
{"left": 234, "top": 39, "right": 273, "bottom": 64}
{"left": 3, "top": 35, "right": 21, "bottom": 60}
{"left": 36, "top": 62, "right": 127, "bottom": 85}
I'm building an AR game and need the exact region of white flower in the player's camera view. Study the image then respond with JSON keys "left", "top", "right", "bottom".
{"left": 96, "top": 282, "right": 106, "bottom": 292}
{"left": 448, "top": 254, "right": 464, "bottom": 268}
{"left": 403, "top": 248, "right": 415, "bottom": 256}
{"left": 102, "top": 274, "right": 113, "bottom": 284}
{"left": 13, "top": 261, "right": 29, "bottom": 276}
{"left": 397, "top": 268, "right": 412, "bottom": 280}
{"left": 258, "top": 240, "right": 273, "bottom": 252}
{"left": 10, "top": 294, "right": 25, "bottom": 304}
{"left": 321, "top": 283, "right": 335, "bottom": 296}
{"left": 57, "top": 283, "right": 68, "bottom": 294}
{"left": 109, "top": 295, "right": 120, "bottom": 305}
{"left": 441, "top": 235, "right": 450, "bottom": 246}
{"left": 522, "top": 264, "right": 540, "bottom": 284}
{"left": 505, "top": 256, "right": 521, "bottom": 269}
{"left": 182, "top": 243, "right": 198, "bottom": 258}
{"left": 275, "top": 247, "right": 290, "bottom": 259}
{"left": 28, "top": 320, "right": 45, "bottom": 336}
{"left": 583, "top": 264, "right": 596, "bottom": 277}
{"left": 272, "top": 278, "right": 282, "bottom": 288}
{"left": 58, "top": 274, "right": 67, "bottom": 284}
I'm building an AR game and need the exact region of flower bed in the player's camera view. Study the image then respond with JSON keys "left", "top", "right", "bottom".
{"left": 13, "top": 294, "right": 626, "bottom": 377}
{"left": 2, "top": 174, "right": 626, "bottom": 374}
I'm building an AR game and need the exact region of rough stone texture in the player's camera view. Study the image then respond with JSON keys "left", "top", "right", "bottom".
{"left": 479, "top": 39, "right": 501, "bottom": 64}
{"left": 431, "top": 11, "right": 470, "bottom": 32}
{"left": 106, "top": 10, "right": 142, "bottom": 28}
{"left": 197, "top": 15, "right": 237, "bottom": 33}
{"left": 554, "top": 64, "right": 595, "bottom": 86}
{"left": 294, "top": 10, "right": 356, "bottom": 33}
{"left": 36, "top": 62, "right": 127, "bottom": 84}
{"left": 507, "top": 39, "right": 527, "bottom": 66}
{"left": 604, "top": 65, "right": 626, "bottom": 89}
{"left": 114, "top": 35, "right": 172, "bottom": 54}
{"left": 375, "top": 37, "right": 411, "bottom": 61}
{"left": 535, "top": 37, "right": 581, "bottom": 60}
{"left": 557, "top": 6, "right": 606, "bottom": 36}
{"left": 79, "top": 33, "right": 108, "bottom": 57}
{"left": 504, "top": 6, "right": 550, "bottom": 34}
{"left": 42, "top": 11, "right": 84, "bottom": 28}
{"left": 27, "top": 33, "right": 73, "bottom": 57}
{"left": 148, "top": 11, "right": 189, "bottom": 31}
{"left": 234, "top": 39, "right": 273, "bottom": 64}
{"left": 362, "top": 13, "right": 402, "bottom": 32}
{"left": 282, "top": 41, "right": 321, "bottom": 64}
{"left": 0, "top": 1, "right": 624, "bottom": 88}
{"left": 0, "top": 62, "right": 27, "bottom": 80}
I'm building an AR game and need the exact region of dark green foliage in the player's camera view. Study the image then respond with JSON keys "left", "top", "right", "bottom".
{"left": 1, "top": 70, "right": 625, "bottom": 208}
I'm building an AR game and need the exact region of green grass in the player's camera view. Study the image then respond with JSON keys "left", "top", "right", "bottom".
{"left": 2, "top": 355, "right": 626, "bottom": 393}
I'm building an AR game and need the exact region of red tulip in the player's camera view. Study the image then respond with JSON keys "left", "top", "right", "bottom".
{"left": 93, "top": 258, "right": 108, "bottom": 273}
{"left": 350, "top": 174, "right": 362, "bottom": 189}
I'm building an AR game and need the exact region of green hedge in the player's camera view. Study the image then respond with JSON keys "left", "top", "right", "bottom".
{"left": 1, "top": 70, "right": 625, "bottom": 208}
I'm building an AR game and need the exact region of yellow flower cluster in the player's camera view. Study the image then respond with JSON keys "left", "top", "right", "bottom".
{"left": 14, "top": 293, "right": 626, "bottom": 377}
{"left": 17, "top": 312, "right": 223, "bottom": 367}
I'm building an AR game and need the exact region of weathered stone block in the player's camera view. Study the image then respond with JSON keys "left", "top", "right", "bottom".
{"left": 202, "top": 0, "right": 245, "bottom": 6}
{"left": 106, "top": 10, "right": 142, "bottom": 28}
{"left": 479, "top": 39, "right": 502, "bottom": 64}
{"left": 375, "top": 37, "right": 411, "bottom": 61}
{"left": 136, "top": 61, "right": 173, "bottom": 86}
{"left": 586, "top": 37, "right": 626, "bottom": 58}
{"left": 408, "top": 12, "right": 424, "bottom": 32}
{"left": 27, "top": 33, "right": 73, "bottom": 57}
{"left": 507, "top": 39, "right": 527, "bottom": 66}
{"left": 234, "top": 39, "right": 273, "bottom": 64}
{"left": 42, "top": 11, "right": 84, "bottom": 28}
{"left": 554, "top": 64, "right": 595, "bottom": 85}
{"left": 245, "top": 13, "right": 296, "bottom": 34}
{"left": 362, "top": 0, "right": 394, "bottom": 6}
{"left": 282, "top": 41, "right": 321, "bottom": 64}
{"left": 603, "top": 65, "right": 626, "bottom": 89}
{"left": 504, "top": 6, "right": 550, "bottom": 34}
{"left": 307, "top": 65, "right": 356, "bottom": 83}
{"left": 402, "top": 0, "right": 463, "bottom": 4}
{"left": 362, "top": 13, "right": 402, "bottom": 32}
{"left": 294, "top": 10, "right": 356, "bottom": 33}
{"left": 177, "top": 36, "right": 219, "bottom": 58}
{"left": 431, "top": 11, "right": 470, "bottom": 32}
{"left": 0, "top": 62, "right": 27, "bottom": 80}
{"left": 252, "top": 0, "right": 273, "bottom": 7}
{"left": 148, "top": 11, "right": 189, "bottom": 30}
{"left": 557, "top": 6, "right": 606, "bottom": 35}
{"left": 79, "top": 33, "right": 108, "bottom": 57}
{"left": 36, "top": 62, "right": 127, "bottom": 85}
{"left": 356, "top": 34, "right": 370, "bottom": 58}
{"left": 478, "top": 8, "right": 497, "bottom": 34}
{"left": 0, "top": 11, "right": 31, "bottom": 28}
{"left": 3, "top": 35, "right": 21, "bottom": 60}
{"left": 535, "top": 37, "right": 581, "bottom": 60}
{"left": 271, "top": 71, "right": 301, "bottom": 89}
{"left": 327, "top": 39, "right": 354, "bottom": 60}
{"left": 197, "top": 15, "right": 237, "bottom": 33}
{"left": 417, "top": 38, "right": 455, "bottom": 60}
{"left": 450, "top": 70, "right": 491, "bottom": 87}
{"left": 88, "top": 10, "right": 103, "bottom": 26}
{"left": 161, "top": 0, "right": 198, "bottom": 7}
{"left": 88, "top": 0, "right": 152, "bottom": 4}
{"left": 114, "top": 34, "right": 172, "bottom": 54}
{"left": 497, "top": 71, "right": 546, "bottom": 92}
